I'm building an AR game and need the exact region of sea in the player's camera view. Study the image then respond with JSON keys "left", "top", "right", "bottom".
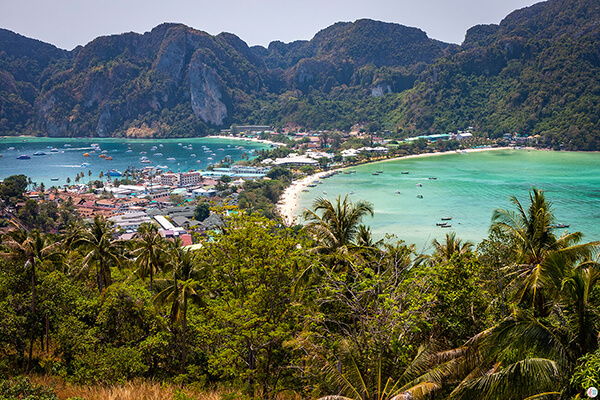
{"left": 0, "top": 136, "right": 269, "bottom": 186}
{"left": 294, "top": 149, "right": 600, "bottom": 251}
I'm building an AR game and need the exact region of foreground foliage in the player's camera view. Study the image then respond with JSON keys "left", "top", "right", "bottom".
{"left": 0, "top": 189, "right": 599, "bottom": 399}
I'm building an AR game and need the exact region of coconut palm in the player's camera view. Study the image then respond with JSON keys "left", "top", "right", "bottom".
{"left": 491, "top": 188, "right": 599, "bottom": 314}
{"left": 153, "top": 241, "right": 205, "bottom": 371}
{"left": 0, "top": 225, "right": 62, "bottom": 369}
{"left": 72, "top": 214, "right": 123, "bottom": 294}
{"left": 302, "top": 195, "right": 374, "bottom": 255}
{"left": 131, "top": 222, "right": 165, "bottom": 291}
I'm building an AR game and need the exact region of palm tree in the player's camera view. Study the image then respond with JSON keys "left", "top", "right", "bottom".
{"left": 491, "top": 188, "right": 598, "bottom": 314}
{"left": 131, "top": 222, "right": 165, "bottom": 291}
{"left": 0, "top": 225, "right": 62, "bottom": 370}
{"left": 72, "top": 215, "right": 123, "bottom": 294}
{"left": 154, "top": 241, "right": 205, "bottom": 371}
{"left": 302, "top": 195, "right": 374, "bottom": 255}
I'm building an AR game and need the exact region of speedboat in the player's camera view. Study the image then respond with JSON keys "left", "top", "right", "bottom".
{"left": 17, "top": 154, "right": 31, "bottom": 159}
{"left": 416, "top": 195, "right": 423, "bottom": 199}
{"left": 33, "top": 151, "right": 46, "bottom": 156}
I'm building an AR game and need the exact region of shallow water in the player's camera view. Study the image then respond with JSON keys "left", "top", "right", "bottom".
{"left": 0, "top": 137, "right": 268, "bottom": 186}
{"left": 295, "top": 150, "right": 600, "bottom": 250}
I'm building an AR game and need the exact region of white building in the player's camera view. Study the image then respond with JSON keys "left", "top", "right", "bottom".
{"left": 109, "top": 211, "right": 153, "bottom": 232}
{"left": 180, "top": 171, "right": 202, "bottom": 186}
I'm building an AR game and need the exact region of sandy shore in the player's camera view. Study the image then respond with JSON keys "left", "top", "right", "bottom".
{"left": 205, "top": 135, "right": 282, "bottom": 147}
{"left": 276, "top": 146, "right": 522, "bottom": 225}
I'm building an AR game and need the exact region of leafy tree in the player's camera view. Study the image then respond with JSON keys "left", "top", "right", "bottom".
{"left": 0, "top": 227, "right": 61, "bottom": 370}
{"left": 199, "top": 213, "right": 309, "bottom": 398}
{"left": 194, "top": 202, "right": 211, "bottom": 222}
{"left": 0, "top": 174, "right": 28, "bottom": 207}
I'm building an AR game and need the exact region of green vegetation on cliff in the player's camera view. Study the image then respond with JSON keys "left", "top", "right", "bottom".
{"left": 0, "top": 0, "right": 599, "bottom": 149}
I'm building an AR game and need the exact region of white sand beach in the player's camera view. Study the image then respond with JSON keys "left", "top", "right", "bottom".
{"left": 276, "top": 146, "right": 520, "bottom": 225}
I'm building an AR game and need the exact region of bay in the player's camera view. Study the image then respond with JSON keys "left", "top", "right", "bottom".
{"left": 295, "top": 149, "right": 600, "bottom": 250}
{"left": 0, "top": 136, "right": 269, "bottom": 186}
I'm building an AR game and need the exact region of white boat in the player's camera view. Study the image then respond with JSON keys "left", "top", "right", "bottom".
{"left": 167, "top": 157, "right": 176, "bottom": 161}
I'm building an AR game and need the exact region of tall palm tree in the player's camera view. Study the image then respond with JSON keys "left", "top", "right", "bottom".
{"left": 302, "top": 195, "right": 374, "bottom": 255}
{"left": 131, "top": 222, "right": 165, "bottom": 291}
{"left": 72, "top": 215, "right": 123, "bottom": 294}
{"left": 491, "top": 188, "right": 598, "bottom": 313}
{"left": 0, "top": 225, "right": 62, "bottom": 370}
{"left": 154, "top": 241, "right": 205, "bottom": 372}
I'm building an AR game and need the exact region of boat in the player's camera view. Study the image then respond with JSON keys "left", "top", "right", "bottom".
{"left": 139, "top": 151, "right": 147, "bottom": 155}
{"left": 436, "top": 222, "right": 447, "bottom": 226}
{"left": 441, "top": 224, "right": 452, "bottom": 228}
{"left": 349, "top": 191, "right": 355, "bottom": 195}
{"left": 50, "top": 148, "right": 59, "bottom": 152}
{"left": 83, "top": 153, "right": 90, "bottom": 157}
{"left": 105, "top": 156, "right": 113, "bottom": 160}
{"left": 376, "top": 170, "right": 383, "bottom": 173}
{"left": 155, "top": 153, "right": 163, "bottom": 156}
{"left": 167, "top": 157, "right": 176, "bottom": 161}
{"left": 125, "top": 149, "right": 133, "bottom": 153}
{"left": 302, "top": 189, "right": 309, "bottom": 192}
{"left": 140, "top": 159, "right": 152, "bottom": 164}
{"left": 33, "top": 151, "right": 46, "bottom": 156}
{"left": 429, "top": 177, "right": 437, "bottom": 180}
{"left": 416, "top": 183, "right": 422, "bottom": 187}
{"left": 64, "top": 144, "right": 71, "bottom": 147}
{"left": 50, "top": 178, "right": 59, "bottom": 181}
{"left": 7, "top": 147, "right": 15, "bottom": 150}
{"left": 81, "top": 163, "right": 91, "bottom": 167}
{"left": 99, "top": 154, "right": 106, "bottom": 158}
{"left": 190, "top": 154, "right": 196, "bottom": 157}
{"left": 372, "top": 173, "right": 379, "bottom": 176}
{"left": 416, "top": 195, "right": 423, "bottom": 199}
{"left": 552, "top": 223, "right": 571, "bottom": 229}
{"left": 159, "top": 144, "right": 163, "bottom": 147}
{"left": 395, "top": 190, "right": 401, "bottom": 194}
{"left": 441, "top": 217, "right": 453, "bottom": 221}
{"left": 107, "top": 169, "right": 122, "bottom": 177}
{"left": 323, "top": 191, "right": 327, "bottom": 194}
{"left": 308, "top": 184, "right": 317, "bottom": 187}
{"left": 17, "top": 155, "right": 31, "bottom": 159}
{"left": 401, "top": 171, "right": 409, "bottom": 174}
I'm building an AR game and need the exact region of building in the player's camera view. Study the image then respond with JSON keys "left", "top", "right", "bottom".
{"left": 160, "top": 173, "right": 179, "bottom": 186}
{"left": 109, "top": 211, "right": 153, "bottom": 232}
{"left": 179, "top": 171, "right": 202, "bottom": 186}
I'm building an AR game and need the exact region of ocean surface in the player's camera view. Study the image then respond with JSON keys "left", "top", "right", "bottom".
{"left": 295, "top": 149, "right": 600, "bottom": 250}
{"left": 0, "top": 136, "right": 269, "bottom": 186}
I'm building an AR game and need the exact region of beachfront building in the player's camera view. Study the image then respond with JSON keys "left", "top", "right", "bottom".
{"left": 264, "top": 154, "right": 319, "bottom": 167}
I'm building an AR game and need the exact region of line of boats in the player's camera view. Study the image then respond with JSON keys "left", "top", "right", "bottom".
{"left": 436, "top": 217, "right": 453, "bottom": 228}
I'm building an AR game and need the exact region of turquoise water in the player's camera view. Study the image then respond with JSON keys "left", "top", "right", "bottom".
{"left": 295, "top": 150, "right": 600, "bottom": 250}
{"left": 0, "top": 137, "right": 268, "bottom": 186}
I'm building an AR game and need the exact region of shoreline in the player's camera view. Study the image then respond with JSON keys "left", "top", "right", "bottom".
{"left": 276, "top": 146, "right": 525, "bottom": 225}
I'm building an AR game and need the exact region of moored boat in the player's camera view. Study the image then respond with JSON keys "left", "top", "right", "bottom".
{"left": 17, "top": 154, "right": 31, "bottom": 159}
{"left": 33, "top": 151, "right": 46, "bottom": 156}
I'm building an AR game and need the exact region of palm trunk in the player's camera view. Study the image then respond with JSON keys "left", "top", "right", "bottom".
{"left": 181, "top": 295, "right": 187, "bottom": 373}
{"left": 27, "top": 259, "right": 36, "bottom": 371}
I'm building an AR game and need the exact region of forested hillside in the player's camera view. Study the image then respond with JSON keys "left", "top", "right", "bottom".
{"left": 0, "top": 0, "right": 599, "bottom": 149}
